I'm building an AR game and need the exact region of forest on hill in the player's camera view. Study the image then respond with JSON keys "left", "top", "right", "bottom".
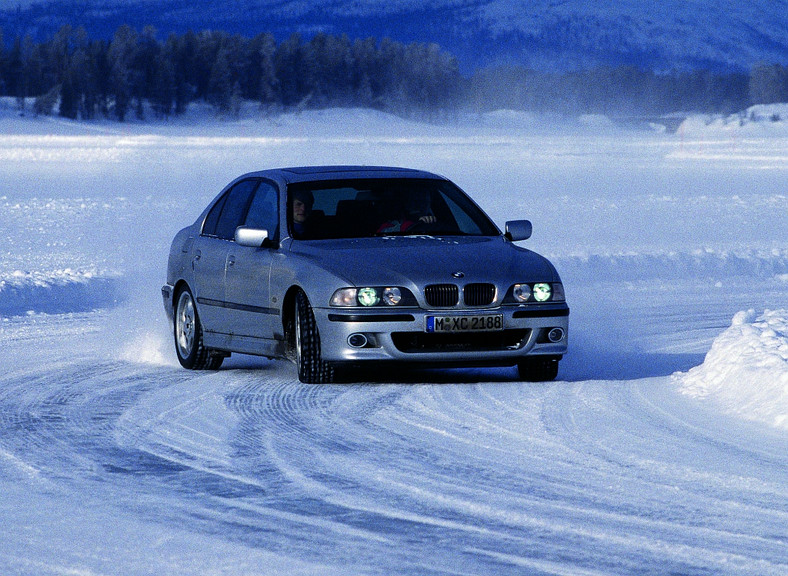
{"left": 1, "top": 24, "right": 787, "bottom": 121}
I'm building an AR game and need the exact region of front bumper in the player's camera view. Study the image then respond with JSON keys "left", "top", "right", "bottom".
{"left": 314, "top": 303, "right": 569, "bottom": 365}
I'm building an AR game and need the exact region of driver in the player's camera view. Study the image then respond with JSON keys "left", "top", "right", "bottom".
{"left": 291, "top": 189, "right": 314, "bottom": 239}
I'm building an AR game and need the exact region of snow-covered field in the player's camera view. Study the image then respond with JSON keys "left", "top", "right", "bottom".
{"left": 1, "top": 102, "right": 787, "bottom": 575}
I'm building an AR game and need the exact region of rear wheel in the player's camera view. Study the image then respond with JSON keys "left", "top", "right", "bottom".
{"left": 174, "top": 287, "right": 224, "bottom": 370}
{"left": 517, "top": 356, "right": 560, "bottom": 382}
{"left": 293, "top": 291, "right": 334, "bottom": 384}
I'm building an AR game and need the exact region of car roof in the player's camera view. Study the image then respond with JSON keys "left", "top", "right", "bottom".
{"left": 242, "top": 166, "right": 447, "bottom": 184}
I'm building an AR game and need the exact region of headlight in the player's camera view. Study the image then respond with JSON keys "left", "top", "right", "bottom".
{"left": 330, "top": 286, "right": 413, "bottom": 307}
{"left": 513, "top": 283, "right": 532, "bottom": 303}
{"left": 330, "top": 288, "right": 358, "bottom": 307}
{"left": 533, "top": 283, "right": 552, "bottom": 302}
{"left": 507, "top": 282, "right": 565, "bottom": 303}
{"left": 357, "top": 287, "right": 380, "bottom": 307}
{"left": 382, "top": 287, "right": 402, "bottom": 306}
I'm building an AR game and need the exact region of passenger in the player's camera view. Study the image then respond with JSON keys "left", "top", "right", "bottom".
{"left": 406, "top": 190, "right": 436, "bottom": 225}
{"left": 377, "top": 189, "right": 436, "bottom": 233}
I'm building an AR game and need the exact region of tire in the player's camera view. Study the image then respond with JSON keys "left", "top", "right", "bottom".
{"left": 174, "top": 287, "right": 223, "bottom": 370}
{"left": 294, "top": 291, "right": 334, "bottom": 384}
{"left": 517, "top": 356, "right": 559, "bottom": 382}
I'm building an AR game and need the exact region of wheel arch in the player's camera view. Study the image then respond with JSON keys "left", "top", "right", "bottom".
{"left": 282, "top": 285, "right": 306, "bottom": 341}
{"left": 172, "top": 279, "right": 193, "bottom": 312}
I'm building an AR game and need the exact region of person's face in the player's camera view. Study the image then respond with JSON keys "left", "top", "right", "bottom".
{"left": 292, "top": 198, "right": 309, "bottom": 223}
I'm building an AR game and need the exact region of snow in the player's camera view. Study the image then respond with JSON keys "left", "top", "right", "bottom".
{"left": 1, "top": 101, "right": 787, "bottom": 574}
{"left": 677, "top": 309, "right": 788, "bottom": 430}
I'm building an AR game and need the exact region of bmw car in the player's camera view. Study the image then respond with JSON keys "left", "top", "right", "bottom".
{"left": 162, "top": 166, "right": 569, "bottom": 383}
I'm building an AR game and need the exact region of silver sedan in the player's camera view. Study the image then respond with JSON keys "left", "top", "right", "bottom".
{"left": 162, "top": 166, "right": 569, "bottom": 383}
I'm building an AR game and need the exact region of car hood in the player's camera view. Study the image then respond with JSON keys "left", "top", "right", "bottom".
{"left": 288, "top": 236, "right": 559, "bottom": 287}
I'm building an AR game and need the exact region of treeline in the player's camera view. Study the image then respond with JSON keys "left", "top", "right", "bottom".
{"left": 1, "top": 24, "right": 787, "bottom": 122}
{"left": 0, "top": 25, "right": 461, "bottom": 120}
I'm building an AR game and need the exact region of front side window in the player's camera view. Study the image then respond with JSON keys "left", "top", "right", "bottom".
{"left": 244, "top": 181, "right": 279, "bottom": 240}
{"left": 286, "top": 178, "right": 499, "bottom": 240}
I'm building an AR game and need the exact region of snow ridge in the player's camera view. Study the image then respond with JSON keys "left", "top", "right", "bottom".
{"left": 0, "top": 269, "right": 123, "bottom": 317}
{"left": 677, "top": 309, "right": 788, "bottom": 430}
{"left": 556, "top": 248, "right": 788, "bottom": 282}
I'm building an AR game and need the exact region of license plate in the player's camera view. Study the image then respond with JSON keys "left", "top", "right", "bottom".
{"left": 425, "top": 314, "right": 504, "bottom": 333}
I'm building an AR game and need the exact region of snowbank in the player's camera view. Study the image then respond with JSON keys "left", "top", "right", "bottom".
{"left": 677, "top": 309, "right": 788, "bottom": 430}
{"left": 678, "top": 103, "right": 788, "bottom": 136}
{"left": 0, "top": 268, "right": 123, "bottom": 317}
{"left": 0, "top": 97, "right": 627, "bottom": 139}
{"left": 556, "top": 248, "right": 788, "bottom": 282}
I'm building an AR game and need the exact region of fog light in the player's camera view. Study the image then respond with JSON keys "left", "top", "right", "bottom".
{"left": 547, "top": 328, "right": 565, "bottom": 343}
{"left": 348, "top": 333, "right": 368, "bottom": 348}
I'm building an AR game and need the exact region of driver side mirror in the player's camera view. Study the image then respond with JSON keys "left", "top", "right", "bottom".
{"left": 505, "top": 220, "right": 532, "bottom": 241}
{"left": 235, "top": 227, "right": 270, "bottom": 247}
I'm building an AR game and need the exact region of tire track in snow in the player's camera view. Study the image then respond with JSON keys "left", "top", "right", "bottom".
{"left": 1, "top": 329, "right": 787, "bottom": 574}
{"left": 224, "top": 377, "right": 788, "bottom": 574}
{"left": 531, "top": 379, "right": 788, "bottom": 572}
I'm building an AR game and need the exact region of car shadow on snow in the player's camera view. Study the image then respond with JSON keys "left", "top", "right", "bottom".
{"left": 222, "top": 348, "right": 706, "bottom": 384}
{"left": 223, "top": 355, "right": 519, "bottom": 384}
{"left": 561, "top": 348, "right": 706, "bottom": 381}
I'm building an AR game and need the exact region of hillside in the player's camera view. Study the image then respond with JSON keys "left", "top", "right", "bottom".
{"left": 1, "top": 0, "right": 788, "bottom": 72}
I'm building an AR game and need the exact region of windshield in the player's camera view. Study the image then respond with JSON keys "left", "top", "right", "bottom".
{"left": 287, "top": 178, "right": 500, "bottom": 240}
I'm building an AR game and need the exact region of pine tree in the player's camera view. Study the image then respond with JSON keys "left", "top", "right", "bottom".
{"left": 151, "top": 52, "right": 176, "bottom": 117}
{"left": 249, "top": 32, "right": 278, "bottom": 110}
{"left": 749, "top": 63, "right": 788, "bottom": 105}
{"left": 107, "top": 25, "right": 138, "bottom": 121}
{"left": 208, "top": 44, "right": 234, "bottom": 113}
{"left": 0, "top": 27, "right": 4, "bottom": 95}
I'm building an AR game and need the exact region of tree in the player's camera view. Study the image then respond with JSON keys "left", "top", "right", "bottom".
{"left": 248, "top": 32, "right": 278, "bottom": 109}
{"left": 208, "top": 44, "right": 235, "bottom": 113}
{"left": 749, "top": 63, "right": 788, "bottom": 105}
{"left": 351, "top": 37, "right": 378, "bottom": 107}
{"left": 5, "top": 38, "right": 27, "bottom": 110}
{"left": 275, "top": 33, "right": 316, "bottom": 108}
{"left": 162, "top": 31, "right": 195, "bottom": 115}
{"left": 84, "top": 39, "right": 111, "bottom": 119}
{"left": 107, "top": 25, "right": 138, "bottom": 121}
{"left": 0, "top": 27, "right": 4, "bottom": 94}
{"left": 33, "top": 84, "right": 59, "bottom": 116}
{"left": 130, "top": 26, "right": 161, "bottom": 119}
{"left": 309, "top": 33, "right": 353, "bottom": 107}
{"left": 193, "top": 30, "right": 224, "bottom": 100}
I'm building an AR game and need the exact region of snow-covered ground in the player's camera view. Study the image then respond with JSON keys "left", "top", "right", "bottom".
{"left": 1, "top": 102, "right": 787, "bottom": 575}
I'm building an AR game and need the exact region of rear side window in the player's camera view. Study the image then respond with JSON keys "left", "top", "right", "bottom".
{"left": 202, "top": 193, "right": 227, "bottom": 236}
{"left": 203, "top": 179, "right": 259, "bottom": 240}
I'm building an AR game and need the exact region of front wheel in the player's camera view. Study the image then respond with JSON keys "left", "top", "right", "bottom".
{"left": 293, "top": 291, "right": 334, "bottom": 384}
{"left": 174, "top": 287, "right": 223, "bottom": 370}
{"left": 517, "top": 357, "right": 559, "bottom": 382}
